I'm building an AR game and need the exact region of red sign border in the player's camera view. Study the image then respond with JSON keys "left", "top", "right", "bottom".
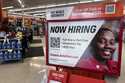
{"left": 46, "top": 2, "right": 124, "bottom": 76}
{"left": 46, "top": 17, "right": 123, "bottom": 76}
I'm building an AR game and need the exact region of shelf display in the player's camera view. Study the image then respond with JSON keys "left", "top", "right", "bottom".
{"left": 0, "top": 38, "right": 22, "bottom": 62}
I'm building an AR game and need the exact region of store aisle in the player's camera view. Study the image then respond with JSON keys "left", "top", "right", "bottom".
{"left": 0, "top": 56, "right": 51, "bottom": 83}
{"left": 26, "top": 36, "right": 44, "bottom": 57}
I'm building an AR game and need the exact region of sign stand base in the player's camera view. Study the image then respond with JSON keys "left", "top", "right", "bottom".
{"left": 61, "top": 67, "right": 104, "bottom": 80}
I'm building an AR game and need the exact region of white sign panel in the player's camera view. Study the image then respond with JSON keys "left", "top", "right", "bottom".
{"left": 46, "top": 6, "right": 73, "bottom": 20}
{"left": 48, "top": 20, "right": 104, "bottom": 67}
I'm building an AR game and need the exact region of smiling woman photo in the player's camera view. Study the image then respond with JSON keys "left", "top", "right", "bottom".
{"left": 77, "top": 21, "right": 119, "bottom": 75}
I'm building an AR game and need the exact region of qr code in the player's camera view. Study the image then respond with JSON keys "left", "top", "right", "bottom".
{"left": 105, "top": 4, "right": 115, "bottom": 14}
{"left": 50, "top": 37, "right": 60, "bottom": 48}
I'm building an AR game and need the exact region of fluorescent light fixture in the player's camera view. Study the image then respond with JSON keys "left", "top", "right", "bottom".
{"left": 17, "top": 0, "right": 24, "bottom": 8}
{"left": 8, "top": 12, "right": 28, "bottom": 16}
{"left": 9, "top": 6, "right": 45, "bottom": 12}
{"left": 9, "top": 1, "right": 94, "bottom": 12}
{"left": 8, "top": 12, "right": 43, "bottom": 18}
{"left": 2, "top": 6, "right": 14, "bottom": 10}
{"left": 24, "top": 10, "right": 46, "bottom": 14}
{"left": 33, "top": 13, "right": 46, "bottom": 16}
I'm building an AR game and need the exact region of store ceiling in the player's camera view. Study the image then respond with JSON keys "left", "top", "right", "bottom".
{"left": 2, "top": 0, "right": 96, "bottom": 16}
{"left": 2, "top": 0, "right": 124, "bottom": 17}
{"left": 3, "top": 0, "right": 84, "bottom": 8}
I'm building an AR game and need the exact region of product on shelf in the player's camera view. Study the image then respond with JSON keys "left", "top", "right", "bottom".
{"left": 0, "top": 37, "right": 22, "bottom": 62}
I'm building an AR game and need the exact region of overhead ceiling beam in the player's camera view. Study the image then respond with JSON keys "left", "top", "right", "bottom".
{"left": 9, "top": 1, "right": 95, "bottom": 12}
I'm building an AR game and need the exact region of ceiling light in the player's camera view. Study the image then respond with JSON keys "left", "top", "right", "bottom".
{"left": 9, "top": 1, "right": 94, "bottom": 12}
{"left": 24, "top": 10, "right": 46, "bottom": 14}
{"left": 9, "top": 6, "right": 45, "bottom": 12}
{"left": 17, "top": 0, "right": 24, "bottom": 8}
{"left": 8, "top": 12, "right": 28, "bottom": 16}
{"left": 33, "top": 13, "right": 46, "bottom": 16}
{"left": 8, "top": 12, "right": 43, "bottom": 18}
{"left": 2, "top": 6, "right": 14, "bottom": 10}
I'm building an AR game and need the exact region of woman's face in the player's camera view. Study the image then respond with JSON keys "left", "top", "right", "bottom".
{"left": 96, "top": 30, "right": 116, "bottom": 60}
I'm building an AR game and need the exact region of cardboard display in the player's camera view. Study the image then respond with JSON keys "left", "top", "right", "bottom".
{"left": 46, "top": 2, "right": 124, "bottom": 76}
{"left": 69, "top": 74, "right": 105, "bottom": 83}
{"left": 48, "top": 70, "right": 105, "bottom": 83}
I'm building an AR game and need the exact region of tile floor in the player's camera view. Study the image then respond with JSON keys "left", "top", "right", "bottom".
{"left": 0, "top": 56, "right": 56, "bottom": 83}
{"left": 0, "top": 57, "right": 43, "bottom": 83}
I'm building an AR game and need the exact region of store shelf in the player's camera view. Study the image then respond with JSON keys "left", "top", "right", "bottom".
{"left": 0, "top": 38, "right": 23, "bottom": 63}
{"left": 0, "top": 38, "right": 21, "bottom": 41}
{"left": 0, "top": 48, "right": 22, "bottom": 51}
